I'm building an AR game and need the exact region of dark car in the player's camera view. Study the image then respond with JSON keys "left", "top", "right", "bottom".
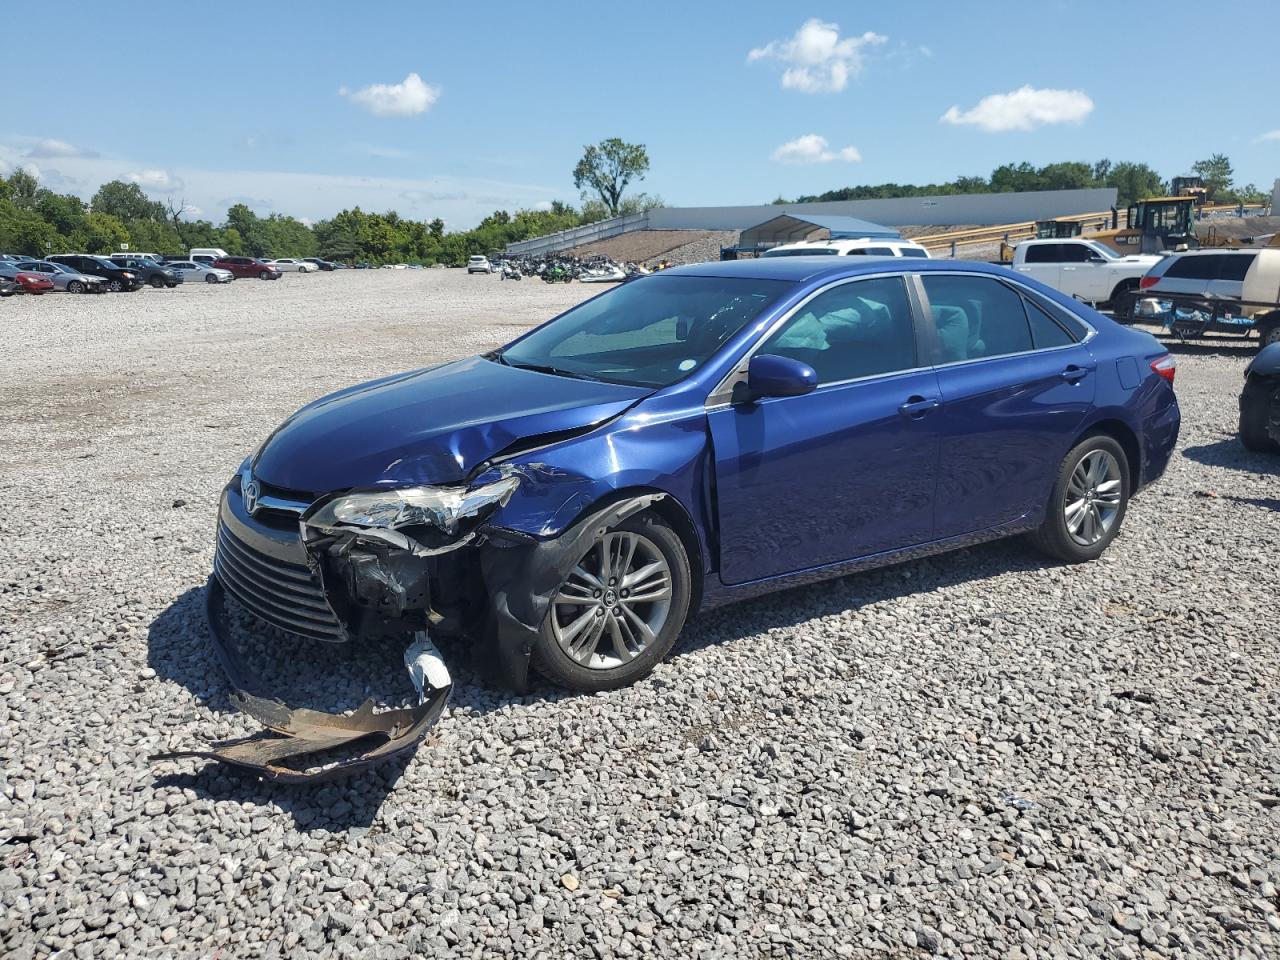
{"left": 213, "top": 256, "right": 282, "bottom": 280}
{"left": 192, "top": 257, "right": 1183, "bottom": 780}
{"left": 302, "top": 257, "right": 336, "bottom": 272}
{"left": 0, "top": 278, "right": 19, "bottom": 297}
{"left": 1240, "top": 342, "right": 1280, "bottom": 452}
{"left": 47, "top": 255, "right": 144, "bottom": 292}
{"left": 108, "top": 255, "right": 183, "bottom": 289}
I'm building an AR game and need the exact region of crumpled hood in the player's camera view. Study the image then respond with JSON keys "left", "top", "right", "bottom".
{"left": 252, "top": 356, "right": 648, "bottom": 492}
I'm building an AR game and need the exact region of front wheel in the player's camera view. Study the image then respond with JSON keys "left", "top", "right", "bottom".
{"left": 67, "top": 280, "right": 83, "bottom": 294}
{"left": 107, "top": 280, "right": 122, "bottom": 292}
{"left": 149, "top": 275, "right": 165, "bottom": 288}
{"left": 1029, "top": 435, "right": 1130, "bottom": 563}
{"left": 259, "top": 270, "right": 270, "bottom": 280}
{"left": 205, "top": 273, "right": 218, "bottom": 284}
{"left": 531, "top": 511, "right": 691, "bottom": 692}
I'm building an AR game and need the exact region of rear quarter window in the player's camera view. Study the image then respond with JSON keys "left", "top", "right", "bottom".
{"left": 1163, "top": 256, "right": 1219, "bottom": 280}
{"left": 1217, "top": 254, "right": 1257, "bottom": 282}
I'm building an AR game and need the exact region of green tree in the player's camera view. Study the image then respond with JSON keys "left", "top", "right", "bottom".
{"left": 35, "top": 190, "right": 88, "bottom": 235}
{"left": 1105, "top": 162, "right": 1165, "bottom": 206}
{"left": 0, "top": 199, "right": 62, "bottom": 254}
{"left": 1191, "top": 154, "right": 1233, "bottom": 200}
{"left": 6, "top": 169, "right": 40, "bottom": 211}
{"left": 573, "top": 138, "right": 650, "bottom": 218}
{"left": 91, "top": 180, "right": 166, "bottom": 223}
{"left": 225, "top": 204, "right": 270, "bottom": 257}
{"left": 72, "top": 212, "right": 131, "bottom": 253}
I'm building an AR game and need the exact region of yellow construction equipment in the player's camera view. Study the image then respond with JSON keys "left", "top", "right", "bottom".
{"left": 1091, "top": 197, "right": 1199, "bottom": 255}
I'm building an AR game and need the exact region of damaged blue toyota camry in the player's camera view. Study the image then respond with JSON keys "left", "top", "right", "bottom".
{"left": 191, "top": 256, "right": 1180, "bottom": 779}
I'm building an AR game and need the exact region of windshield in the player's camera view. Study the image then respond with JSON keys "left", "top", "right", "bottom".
{"left": 762, "top": 247, "right": 839, "bottom": 258}
{"left": 495, "top": 274, "right": 791, "bottom": 388}
{"left": 1083, "top": 241, "right": 1117, "bottom": 260}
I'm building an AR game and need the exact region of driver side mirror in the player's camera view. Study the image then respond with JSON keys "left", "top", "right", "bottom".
{"left": 1088, "top": 254, "right": 1106, "bottom": 263}
{"left": 733, "top": 354, "right": 818, "bottom": 405}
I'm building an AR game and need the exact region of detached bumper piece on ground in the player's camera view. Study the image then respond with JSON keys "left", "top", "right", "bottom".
{"left": 152, "top": 580, "right": 451, "bottom": 783}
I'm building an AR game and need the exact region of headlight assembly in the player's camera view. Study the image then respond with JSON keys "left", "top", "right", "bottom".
{"left": 306, "top": 476, "right": 521, "bottom": 538}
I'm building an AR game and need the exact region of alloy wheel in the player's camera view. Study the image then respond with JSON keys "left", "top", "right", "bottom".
{"left": 550, "top": 530, "right": 673, "bottom": 669}
{"left": 1064, "top": 450, "right": 1123, "bottom": 546}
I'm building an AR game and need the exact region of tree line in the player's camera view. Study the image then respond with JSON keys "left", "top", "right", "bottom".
{"left": 781, "top": 154, "right": 1269, "bottom": 209}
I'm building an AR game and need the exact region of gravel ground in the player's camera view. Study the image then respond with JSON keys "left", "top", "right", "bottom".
{"left": 1, "top": 272, "right": 1278, "bottom": 959}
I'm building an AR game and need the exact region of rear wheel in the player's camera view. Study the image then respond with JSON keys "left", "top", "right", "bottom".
{"left": 531, "top": 511, "right": 691, "bottom": 692}
{"left": 1109, "top": 279, "right": 1140, "bottom": 321}
{"left": 1030, "top": 435, "right": 1130, "bottom": 563}
{"left": 1257, "top": 316, "right": 1280, "bottom": 349}
{"left": 67, "top": 280, "right": 83, "bottom": 294}
{"left": 1239, "top": 376, "right": 1280, "bottom": 453}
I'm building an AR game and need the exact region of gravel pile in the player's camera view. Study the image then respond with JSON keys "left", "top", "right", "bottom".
{"left": 650, "top": 231, "right": 740, "bottom": 267}
{"left": 2, "top": 272, "right": 1278, "bottom": 959}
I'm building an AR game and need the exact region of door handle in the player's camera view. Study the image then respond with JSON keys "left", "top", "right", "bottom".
{"left": 898, "top": 396, "right": 941, "bottom": 418}
{"left": 1060, "top": 364, "right": 1090, "bottom": 383}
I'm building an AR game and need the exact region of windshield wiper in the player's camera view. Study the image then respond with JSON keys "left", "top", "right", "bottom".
{"left": 502, "top": 360, "right": 609, "bottom": 383}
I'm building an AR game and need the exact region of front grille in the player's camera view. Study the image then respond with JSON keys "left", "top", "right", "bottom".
{"left": 214, "top": 522, "right": 344, "bottom": 641}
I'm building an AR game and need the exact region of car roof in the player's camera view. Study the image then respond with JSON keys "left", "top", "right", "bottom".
{"left": 665, "top": 256, "right": 1013, "bottom": 283}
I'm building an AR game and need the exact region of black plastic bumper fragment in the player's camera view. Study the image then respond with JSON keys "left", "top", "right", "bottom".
{"left": 151, "top": 578, "right": 450, "bottom": 784}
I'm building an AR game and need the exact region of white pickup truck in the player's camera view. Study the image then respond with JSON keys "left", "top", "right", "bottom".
{"left": 1009, "top": 238, "right": 1163, "bottom": 306}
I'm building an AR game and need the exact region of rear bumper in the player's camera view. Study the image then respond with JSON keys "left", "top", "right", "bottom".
{"left": 1139, "top": 395, "right": 1181, "bottom": 490}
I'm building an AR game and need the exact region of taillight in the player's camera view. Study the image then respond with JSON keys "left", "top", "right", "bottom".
{"left": 1151, "top": 354, "right": 1176, "bottom": 384}
{"left": 1139, "top": 275, "right": 1160, "bottom": 289}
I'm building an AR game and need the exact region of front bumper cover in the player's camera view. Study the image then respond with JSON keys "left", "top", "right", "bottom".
{"left": 152, "top": 578, "right": 451, "bottom": 783}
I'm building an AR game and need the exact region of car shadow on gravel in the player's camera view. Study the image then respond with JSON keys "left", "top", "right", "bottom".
{"left": 146, "top": 583, "right": 573, "bottom": 830}
{"left": 1181, "top": 438, "right": 1280, "bottom": 475}
{"left": 669, "top": 537, "right": 1055, "bottom": 665}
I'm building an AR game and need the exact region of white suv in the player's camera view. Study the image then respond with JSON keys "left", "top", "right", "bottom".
{"left": 467, "top": 255, "right": 493, "bottom": 274}
{"left": 1140, "top": 249, "right": 1280, "bottom": 346}
{"left": 761, "top": 238, "right": 930, "bottom": 259}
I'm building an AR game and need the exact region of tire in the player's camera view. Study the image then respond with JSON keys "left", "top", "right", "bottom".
{"left": 1257, "top": 318, "right": 1280, "bottom": 350}
{"left": 1029, "top": 434, "right": 1131, "bottom": 563}
{"left": 67, "top": 280, "right": 83, "bottom": 294}
{"left": 531, "top": 511, "right": 691, "bottom": 692}
{"left": 1239, "top": 377, "right": 1280, "bottom": 453}
{"left": 107, "top": 280, "right": 122, "bottom": 292}
{"left": 149, "top": 275, "right": 165, "bottom": 288}
{"left": 205, "top": 274, "right": 218, "bottom": 284}
{"left": 1108, "top": 279, "right": 1139, "bottom": 320}
{"left": 259, "top": 270, "right": 270, "bottom": 280}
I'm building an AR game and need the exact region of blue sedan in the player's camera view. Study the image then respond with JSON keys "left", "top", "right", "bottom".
{"left": 200, "top": 257, "right": 1180, "bottom": 777}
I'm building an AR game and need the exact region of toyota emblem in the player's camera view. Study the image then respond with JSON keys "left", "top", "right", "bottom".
{"left": 242, "top": 478, "right": 261, "bottom": 515}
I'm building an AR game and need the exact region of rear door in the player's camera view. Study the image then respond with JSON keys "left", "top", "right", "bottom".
{"left": 708, "top": 273, "right": 943, "bottom": 584}
{"left": 1056, "top": 241, "right": 1106, "bottom": 300}
{"left": 919, "top": 272, "right": 1096, "bottom": 540}
{"left": 1013, "top": 243, "right": 1061, "bottom": 290}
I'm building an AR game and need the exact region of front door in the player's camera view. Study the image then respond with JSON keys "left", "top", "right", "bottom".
{"left": 708, "top": 274, "right": 943, "bottom": 585}
{"left": 919, "top": 273, "right": 1097, "bottom": 539}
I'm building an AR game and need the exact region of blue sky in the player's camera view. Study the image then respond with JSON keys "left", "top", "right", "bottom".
{"left": 3, "top": 1, "right": 1277, "bottom": 228}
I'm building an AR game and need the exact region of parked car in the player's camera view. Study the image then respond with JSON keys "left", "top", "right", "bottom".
{"left": 109, "top": 255, "right": 183, "bottom": 288}
{"left": 47, "top": 255, "right": 143, "bottom": 292}
{"left": 9, "top": 260, "right": 106, "bottom": 293}
{"left": 0, "top": 278, "right": 18, "bottom": 297}
{"left": 212, "top": 256, "right": 282, "bottom": 280}
{"left": 302, "top": 258, "right": 336, "bottom": 272}
{"left": 190, "top": 247, "right": 230, "bottom": 266}
{"left": 1138, "top": 249, "right": 1280, "bottom": 347}
{"left": 467, "top": 255, "right": 493, "bottom": 274}
{"left": 1009, "top": 238, "right": 1162, "bottom": 311}
{"left": 166, "top": 260, "right": 234, "bottom": 284}
{"left": 7, "top": 271, "right": 55, "bottom": 294}
{"left": 266, "top": 258, "right": 316, "bottom": 273}
{"left": 1240, "top": 342, "right": 1280, "bottom": 452}
{"left": 762, "top": 238, "right": 931, "bottom": 259}
{"left": 215, "top": 256, "right": 1179, "bottom": 716}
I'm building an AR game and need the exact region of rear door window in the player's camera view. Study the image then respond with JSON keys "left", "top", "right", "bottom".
{"left": 1163, "top": 255, "right": 1220, "bottom": 280}
{"left": 1023, "top": 244, "right": 1060, "bottom": 264}
{"left": 1058, "top": 243, "right": 1093, "bottom": 263}
{"left": 922, "top": 274, "right": 1034, "bottom": 362}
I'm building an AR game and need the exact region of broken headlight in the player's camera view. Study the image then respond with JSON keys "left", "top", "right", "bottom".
{"left": 307, "top": 475, "right": 521, "bottom": 538}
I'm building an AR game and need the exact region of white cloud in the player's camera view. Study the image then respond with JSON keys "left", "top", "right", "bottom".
{"left": 338, "top": 72, "right": 440, "bottom": 117}
{"left": 941, "top": 85, "right": 1094, "bottom": 132}
{"left": 749, "top": 19, "right": 887, "bottom": 93}
{"left": 533, "top": 200, "right": 555, "bottom": 211}
{"left": 1256, "top": 130, "right": 1280, "bottom": 142}
{"left": 350, "top": 143, "right": 411, "bottom": 159}
{"left": 25, "top": 138, "right": 98, "bottom": 160}
{"left": 129, "top": 168, "right": 182, "bottom": 192}
{"left": 772, "top": 134, "right": 861, "bottom": 164}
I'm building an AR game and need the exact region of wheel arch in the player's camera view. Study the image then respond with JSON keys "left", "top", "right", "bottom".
{"left": 1076, "top": 417, "right": 1141, "bottom": 494}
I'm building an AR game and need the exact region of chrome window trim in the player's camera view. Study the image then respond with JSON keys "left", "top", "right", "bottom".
{"left": 704, "top": 270, "right": 921, "bottom": 408}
